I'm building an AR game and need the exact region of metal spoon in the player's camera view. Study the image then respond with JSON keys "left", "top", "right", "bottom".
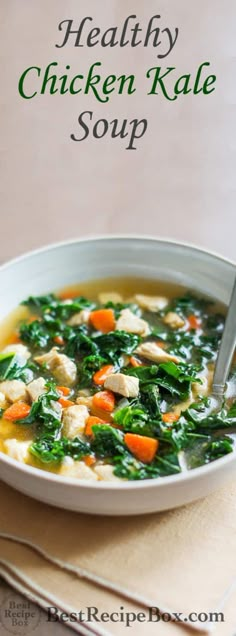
{"left": 211, "top": 276, "right": 236, "bottom": 410}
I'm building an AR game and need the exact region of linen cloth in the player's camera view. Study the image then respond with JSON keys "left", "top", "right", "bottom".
{"left": 0, "top": 479, "right": 235, "bottom": 634}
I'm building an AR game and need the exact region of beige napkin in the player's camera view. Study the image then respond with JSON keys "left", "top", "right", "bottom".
{"left": 0, "top": 480, "right": 236, "bottom": 635}
{"left": 0, "top": 538, "right": 199, "bottom": 636}
{"left": 0, "top": 538, "right": 235, "bottom": 636}
{"left": 1, "top": 536, "right": 235, "bottom": 636}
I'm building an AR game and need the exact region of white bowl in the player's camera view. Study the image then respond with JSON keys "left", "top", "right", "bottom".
{"left": 0, "top": 236, "right": 235, "bottom": 515}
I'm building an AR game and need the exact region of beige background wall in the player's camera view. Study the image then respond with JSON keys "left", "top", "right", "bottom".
{"left": 1, "top": 0, "right": 236, "bottom": 263}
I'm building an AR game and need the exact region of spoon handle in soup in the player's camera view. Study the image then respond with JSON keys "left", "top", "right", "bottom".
{"left": 212, "top": 277, "right": 236, "bottom": 397}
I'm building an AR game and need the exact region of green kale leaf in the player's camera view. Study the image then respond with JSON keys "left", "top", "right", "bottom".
{"left": 183, "top": 398, "right": 236, "bottom": 431}
{"left": 124, "top": 361, "right": 200, "bottom": 401}
{"left": 92, "top": 331, "right": 141, "bottom": 364}
{"left": 78, "top": 354, "right": 108, "bottom": 388}
{"left": 91, "top": 425, "right": 125, "bottom": 457}
{"left": 16, "top": 383, "right": 61, "bottom": 432}
{"left": 20, "top": 320, "right": 52, "bottom": 349}
{"left": 22, "top": 294, "right": 95, "bottom": 320}
{"left": 113, "top": 451, "right": 181, "bottom": 480}
{"left": 0, "top": 353, "right": 33, "bottom": 383}
{"left": 30, "top": 435, "right": 91, "bottom": 463}
{"left": 64, "top": 325, "right": 99, "bottom": 358}
{"left": 204, "top": 437, "right": 234, "bottom": 462}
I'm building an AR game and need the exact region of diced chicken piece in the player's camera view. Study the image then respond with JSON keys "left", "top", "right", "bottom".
{"left": 76, "top": 396, "right": 93, "bottom": 409}
{"left": 192, "top": 371, "right": 212, "bottom": 398}
{"left": 4, "top": 439, "right": 32, "bottom": 463}
{"left": 116, "top": 309, "right": 150, "bottom": 337}
{"left": 0, "top": 380, "right": 28, "bottom": 403}
{"left": 98, "top": 292, "right": 123, "bottom": 304}
{"left": 94, "top": 464, "right": 122, "bottom": 482}
{"left": 35, "top": 347, "right": 77, "bottom": 386}
{"left": 134, "top": 294, "right": 168, "bottom": 313}
{"left": 76, "top": 388, "right": 92, "bottom": 407}
{"left": 77, "top": 388, "right": 92, "bottom": 398}
{"left": 135, "top": 342, "right": 180, "bottom": 364}
{"left": 2, "top": 344, "right": 30, "bottom": 361}
{"left": 104, "top": 373, "right": 139, "bottom": 398}
{"left": 60, "top": 459, "right": 98, "bottom": 481}
{"left": 0, "top": 392, "right": 7, "bottom": 409}
{"left": 163, "top": 312, "right": 185, "bottom": 329}
{"left": 67, "top": 310, "right": 90, "bottom": 326}
{"left": 26, "top": 377, "right": 46, "bottom": 402}
{"left": 62, "top": 404, "right": 89, "bottom": 439}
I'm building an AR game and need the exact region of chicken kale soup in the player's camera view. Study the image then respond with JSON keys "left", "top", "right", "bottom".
{"left": 0, "top": 278, "right": 235, "bottom": 482}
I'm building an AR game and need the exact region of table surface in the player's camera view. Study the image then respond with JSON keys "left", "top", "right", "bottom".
{"left": 1, "top": 1, "right": 236, "bottom": 635}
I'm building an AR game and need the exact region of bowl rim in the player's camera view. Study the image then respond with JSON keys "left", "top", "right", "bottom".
{"left": 0, "top": 437, "right": 236, "bottom": 490}
{"left": 0, "top": 234, "right": 235, "bottom": 491}
{"left": 0, "top": 233, "right": 235, "bottom": 273}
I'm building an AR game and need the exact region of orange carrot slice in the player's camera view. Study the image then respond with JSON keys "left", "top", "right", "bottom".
{"left": 58, "top": 398, "right": 74, "bottom": 408}
{"left": 187, "top": 315, "right": 201, "bottom": 330}
{"left": 4, "top": 402, "right": 31, "bottom": 421}
{"left": 124, "top": 433, "right": 159, "bottom": 463}
{"left": 85, "top": 416, "right": 106, "bottom": 437}
{"left": 162, "top": 412, "right": 180, "bottom": 424}
{"left": 92, "top": 390, "right": 115, "bottom": 413}
{"left": 84, "top": 455, "right": 96, "bottom": 467}
{"left": 129, "top": 356, "right": 142, "bottom": 367}
{"left": 156, "top": 341, "right": 166, "bottom": 349}
{"left": 56, "top": 386, "right": 70, "bottom": 396}
{"left": 93, "top": 365, "right": 114, "bottom": 385}
{"left": 54, "top": 335, "right": 65, "bottom": 346}
{"left": 90, "top": 309, "right": 115, "bottom": 333}
{"left": 90, "top": 405, "right": 113, "bottom": 423}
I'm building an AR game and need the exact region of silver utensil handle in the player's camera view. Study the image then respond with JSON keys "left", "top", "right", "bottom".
{"left": 212, "top": 277, "right": 236, "bottom": 395}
